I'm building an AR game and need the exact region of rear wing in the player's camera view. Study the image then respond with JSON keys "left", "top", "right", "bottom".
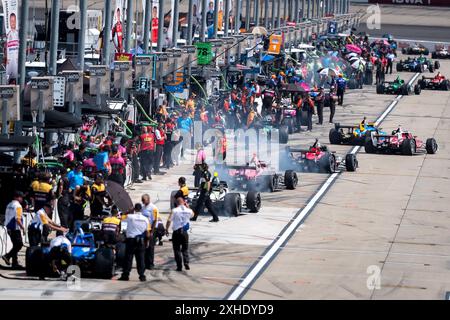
{"left": 226, "top": 164, "right": 258, "bottom": 170}
{"left": 335, "top": 122, "right": 377, "bottom": 130}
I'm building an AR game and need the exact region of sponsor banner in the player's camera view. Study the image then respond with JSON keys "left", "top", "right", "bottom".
{"left": 114, "top": 52, "right": 133, "bottom": 61}
{"left": 2, "top": 0, "right": 19, "bottom": 83}
{"left": 369, "top": 0, "right": 450, "bottom": 6}
{"left": 142, "top": 0, "right": 160, "bottom": 44}
{"left": 112, "top": 0, "right": 124, "bottom": 53}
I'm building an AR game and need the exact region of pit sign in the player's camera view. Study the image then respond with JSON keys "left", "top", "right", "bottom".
{"left": 196, "top": 42, "right": 213, "bottom": 65}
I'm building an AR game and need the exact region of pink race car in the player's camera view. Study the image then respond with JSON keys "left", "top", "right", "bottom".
{"left": 365, "top": 128, "right": 438, "bottom": 155}
{"left": 225, "top": 156, "right": 298, "bottom": 192}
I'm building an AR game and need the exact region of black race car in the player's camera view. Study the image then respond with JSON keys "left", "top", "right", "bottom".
{"left": 402, "top": 44, "right": 429, "bottom": 55}
{"left": 396, "top": 57, "right": 440, "bottom": 73}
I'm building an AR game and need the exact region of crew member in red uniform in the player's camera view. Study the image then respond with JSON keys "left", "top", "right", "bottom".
{"left": 112, "top": 8, "right": 124, "bottom": 53}
{"left": 139, "top": 126, "right": 155, "bottom": 181}
{"left": 154, "top": 122, "right": 166, "bottom": 175}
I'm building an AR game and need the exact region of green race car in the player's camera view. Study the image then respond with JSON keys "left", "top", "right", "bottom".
{"left": 376, "top": 76, "right": 421, "bottom": 95}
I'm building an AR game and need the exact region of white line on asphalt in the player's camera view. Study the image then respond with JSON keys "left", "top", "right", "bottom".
{"left": 226, "top": 73, "right": 421, "bottom": 300}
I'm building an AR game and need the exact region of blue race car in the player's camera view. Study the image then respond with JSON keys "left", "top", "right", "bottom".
{"left": 396, "top": 57, "right": 439, "bottom": 73}
{"left": 25, "top": 220, "right": 125, "bottom": 279}
{"left": 329, "top": 120, "right": 386, "bottom": 145}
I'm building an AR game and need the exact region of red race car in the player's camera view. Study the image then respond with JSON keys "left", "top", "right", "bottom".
{"left": 364, "top": 127, "right": 438, "bottom": 155}
{"left": 284, "top": 141, "right": 358, "bottom": 173}
{"left": 418, "top": 73, "right": 450, "bottom": 91}
{"left": 223, "top": 155, "right": 298, "bottom": 192}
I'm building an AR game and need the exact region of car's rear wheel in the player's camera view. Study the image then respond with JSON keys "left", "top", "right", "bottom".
{"left": 224, "top": 193, "right": 242, "bottom": 217}
{"left": 321, "top": 153, "right": 336, "bottom": 173}
{"left": 345, "top": 154, "right": 358, "bottom": 172}
{"left": 401, "top": 139, "right": 415, "bottom": 156}
{"left": 418, "top": 79, "right": 426, "bottom": 89}
{"left": 414, "top": 84, "right": 421, "bottom": 95}
{"left": 26, "top": 246, "right": 45, "bottom": 277}
{"left": 282, "top": 118, "right": 294, "bottom": 134}
{"left": 278, "top": 126, "right": 289, "bottom": 144}
{"left": 284, "top": 170, "right": 298, "bottom": 190}
{"left": 402, "top": 48, "right": 407, "bottom": 54}
{"left": 425, "top": 138, "right": 438, "bottom": 154}
{"left": 246, "top": 191, "right": 261, "bottom": 213}
{"left": 376, "top": 84, "right": 384, "bottom": 94}
{"left": 329, "top": 128, "right": 341, "bottom": 144}
{"left": 94, "top": 247, "right": 115, "bottom": 279}
{"left": 396, "top": 63, "right": 402, "bottom": 72}
{"left": 364, "top": 137, "right": 375, "bottom": 154}
{"left": 435, "top": 61, "right": 440, "bottom": 70}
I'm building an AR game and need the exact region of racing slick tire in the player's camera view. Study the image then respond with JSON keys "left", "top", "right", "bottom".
{"left": 26, "top": 246, "right": 45, "bottom": 277}
{"left": 423, "top": 49, "right": 429, "bottom": 55}
{"left": 279, "top": 125, "right": 289, "bottom": 144}
{"left": 320, "top": 153, "right": 337, "bottom": 173}
{"left": 418, "top": 78, "right": 426, "bottom": 89}
{"left": 224, "top": 193, "right": 242, "bottom": 217}
{"left": 376, "top": 84, "right": 384, "bottom": 94}
{"left": 364, "top": 137, "right": 376, "bottom": 154}
{"left": 425, "top": 138, "right": 438, "bottom": 154}
{"left": 414, "top": 84, "right": 421, "bottom": 95}
{"left": 402, "top": 48, "right": 407, "bottom": 55}
{"left": 428, "top": 64, "right": 434, "bottom": 73}
{"left": 94, "top": 247, "right": 115, "bottom": 279}
{"left": 345, "top": 154, "right": 358, "bottom": 172}
{"left": 246, "top": 191, "right": 261, "bottom": 213}
{"left": 284, "top": 170, "right": 298, "bottom": 190}
{"left": 329, "top": 128, "right": 342, "bottom": 145}
{"left": 396, "top": 63, "right": 403, "bottom": 72}
{"left": 442, "top": 80, "right": 450, "bottom": 91}
{"left": 401, "top": 84, "right": 411, "bottom": 96}
{"left": 432, "top": 52, "right": 437, "bottom": 59}
{"left": 401, "top": 139, "right": 416, "bottom": 156}
{"left": 434, "top": 61, "right": 440, "bottom": 70}
{"left": 115, "top": 242, "right": 126, "bottom": 269}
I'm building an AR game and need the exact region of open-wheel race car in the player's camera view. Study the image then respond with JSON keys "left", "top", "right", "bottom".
{"left": 376, "top": 77, "right": 421, "bottom": 95}
{"left": 329, "top": 121, "right": 384, "bottom": 146}
{"left": 364, "top": 129, "right": 438, "bottom": 156}
{"left": 222, "top": 157, "right": 298, "bottom": 193}
{"left": 432, "top": 48, "right": 450, "bottom": 59}
{"left": 396, "top": 57, "right": 440, "bottom": 73}
{"left": 170, "top": 182, "right": 262, "bottom": 217}
{"left": 402, "top": 44, "right": 429, "bottom": 56}
{"left": 418, "top": 74, "right": 450, "bottom": 91}
{"left": 283, "top": 143, "right": 358, "bottom": 173}
{"left": 26, "top": 220, "right": 125, "bottom": 280}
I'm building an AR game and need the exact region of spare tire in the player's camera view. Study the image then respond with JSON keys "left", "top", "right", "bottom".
{"left": 284, "top": 170, "right": 298, "bottom": 190}
{"left": 329, "top": 128, "right": 342, "bottom": 145}
{"left": 246, "top": 191, "right": 261, "bottom": 213}
{"left": 345, "top": 154, "right": 358, "bottom": 172}
{"left": 94, "top": 247, "right": 115, "bottom": 279}
{"left": 425, "top": 138, "right": 438, "bottom": 154}
{"left": 224, "top": 193, "right": 241, "bottom": 217}
{"left": 401, "top": 139, "right": 415, "bottom": 156}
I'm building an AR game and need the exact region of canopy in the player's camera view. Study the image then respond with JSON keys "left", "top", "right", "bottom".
{"left": 345, "top": 44, "right": 362, "bottom": 54}
{"left": 261, "top": 54, "right": 275, "bottom": 62}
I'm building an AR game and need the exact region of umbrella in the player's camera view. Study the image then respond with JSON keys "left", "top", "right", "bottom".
{"left": 298, "top": 81, "right": 311, "bottom": 91}
{"left": 105, "top": 180, "right": 134, "bottom": 213}
{"left": 318, "top": 67, "right": 338, "bottom": 77}
{"left": 252, "top": 26, "right": 268, "bottom": 36}
{"left": 346, "top": 44, "right": 362, "bottom": 54}
{"left": 351, "top": 59, "right": 366, "bottom": 69}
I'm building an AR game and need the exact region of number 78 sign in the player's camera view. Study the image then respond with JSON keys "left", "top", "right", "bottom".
{"left": 196, "top": 42, "right": 213, "bottom": 65}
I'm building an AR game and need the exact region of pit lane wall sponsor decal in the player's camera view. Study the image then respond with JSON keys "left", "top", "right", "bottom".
{"left": 369, "top": 0, "right": 450, "bottom": 6}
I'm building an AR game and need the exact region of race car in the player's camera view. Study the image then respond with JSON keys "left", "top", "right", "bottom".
{"left": 283, "top": 142, "right": 358, "bottom": 173}
{"left": 280, "top": 98, "right": 297, "bottom": 134}
{"left": 253, "top": 115, "right": 290, "bottom": 144}
{"left": 26, "top": 220, "right": 124, "bottom": 279}
{"left": 402, "top": 44, "right": 429, "bottom": 56}
{"left": 417, "top": 74, "right": 450, "bottom": 91}
{"left": 431, "top": 48, "right": 450, "bottom": 59}
{"left": 329, "top": 120, "right": 383, "bottom": 145}
{"left": 396, "top": 57, "right": 440, "bottom": 73}
{"left": 222, "top": 157, "right": 298, "bottom": 193}
{"left": 364, "top": 128, "right": 438, "bottom": 156}
{"left": 170, "top": 181, "right": 262, "bottom": 217}
{"left": 376, "top": 77, "right": 421, "bottom": 95}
